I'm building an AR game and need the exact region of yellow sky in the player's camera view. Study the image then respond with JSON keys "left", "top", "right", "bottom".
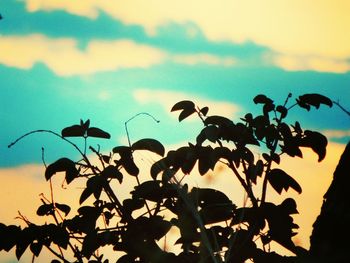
{"left": 22, "top": 0, "right": 350, "bottom": 73}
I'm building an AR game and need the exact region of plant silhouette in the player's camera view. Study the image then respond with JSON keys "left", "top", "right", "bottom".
{"left": 0, "top": 93, "right": 343, "bottom": 262}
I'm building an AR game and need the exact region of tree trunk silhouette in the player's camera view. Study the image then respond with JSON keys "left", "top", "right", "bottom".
{"left": 309, "top": 142, "right": 350, "bottom": 263}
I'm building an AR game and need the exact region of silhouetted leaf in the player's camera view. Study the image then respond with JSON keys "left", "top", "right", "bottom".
{"left": 55, "top": 203, "right": 71, "bottom": 217}
{"left": 262, "top": 202, "right": 299, "bottom": 252}
{"left": 81, "top": 119, "right": 90, "bottom": 130}
{"left": 49, "top": 225, "right": 69, "bottom": 249}
{"left": 122, "top": 158, "right": 139, "bottom": 176}
{"left": 101, "top": 165, "right": 123, "bottom": 183}
{"left": 45, "top": 158, "right": 79, "bottom": 184}
{"left": 146, "top": 216, "right": 172, "bottom": 240}
{"left": 117, "top": 254, "right": 137, "bottom": 263}
{"left": 276, "top": 105, "right": 288, "bottom": 118}
{"left": 280, "top": 198, "right": 298, "bottom": 215}
{"left": 150, "top": 159, "right": 168, "bottom": 180}
{"left": 30, "top": 241, "right": 42, "bottom": 257}
{"left": 61, "top": 124, "right": 85, "bottom": 137}
{"left": 297, "top": 93, "right": 333, "bottom": 110}
{"left": 0, "top": 224, "right": 21, "bottom": 252}
{"left": 86, "top": 127, "right": 111, "bottom": 139}
{"left": 123, "top": 198, "right": 144, "bottom": 214}
{"left": 200, "top": 106, "right": 209, "bottom": 116}
{"left": 204, "top": 115, "right": 233, "bottom": 127}
{"left": 267, "top": 169, "right": 302, "bottom": 194}
{"left": 132, "top": 181, "right": 163, "bottom": 202}
{"left": 178, "top": 108, "right": 196, "bottom": 121}
{"left": 171, "top": 100, "right": 195, "bottom": 112}
{"left": 300, "top": 130, "right": 327, "bottom": 162}
{"left": 132, "top": 138, "right": 165, "bottom": 156}
{"left": 15, "top": 227, "right": 34, "bottom": 260}
{"left": 198, "top": 146, "right": 214, "bottom": 175}
{"left": 253, "top": 94, "right": 273, "bottom": 104}
{"left": 82, "top": 230, "right": 99, "bottom": 258}
{"left": 80, "top": 187, "right": 93, "bottom": 204}
{"left": 37, "top": 203, "right": 54, "bottom": 216}
{"left": 196, "top": 126, "right": 219, "bottom": 145}
{"left": 263, "top": 102, "right": 275, "bottom": 115}
{"left": 171, "top": 100, "right": 196, "bottom": 121}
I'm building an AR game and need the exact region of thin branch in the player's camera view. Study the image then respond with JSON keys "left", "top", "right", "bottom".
{"left": 333, "top": 100, "right": 350, "bottom": 117}
{"left": 124, "top": 112, "right": 160, "bottom": 147}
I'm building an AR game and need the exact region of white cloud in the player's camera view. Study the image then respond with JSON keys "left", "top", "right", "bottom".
{"left": 24, "top": 0, "right": 350, "bottom": 73}
{"left": 0, "top": 34, "right": 166, "bottom": 76}
{"left": 133, "top": 88, "right": 241, "bottom": 119}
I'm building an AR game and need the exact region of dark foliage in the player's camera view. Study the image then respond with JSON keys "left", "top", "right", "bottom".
{"left": 1, "top": 93, "right": 336, "bottom": 262}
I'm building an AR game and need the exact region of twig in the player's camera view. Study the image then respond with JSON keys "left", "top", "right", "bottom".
{"left": 333, "top": 100, "right": 350, "bottom": 117}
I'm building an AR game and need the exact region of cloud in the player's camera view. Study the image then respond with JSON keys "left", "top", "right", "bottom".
{"left": 0, "top": 34, "right": 240, "bottom": 76}
{"left": 133, "top": 88, "right": 241, "bottom": 119}
{"left": 272, "top": 54, "right": 350, "bottom": 73}
{"left": 173, "top": 53, "right": 236, "bottom": 67}
{"left": 322, "top": 129, "right": 350, "bottom": 139}
{"left": 24, "top": 0, "right": 350, "bottom": 72}
{"left": 0, "top": 34, "right": 166, "bottom": 76}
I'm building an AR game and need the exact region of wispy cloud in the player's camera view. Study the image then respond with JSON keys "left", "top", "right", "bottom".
{"left": 133, "top": 88, "right": 241, "bottom": 119}
{"left": 24, "top": 0, "right": 350, "bottom": 73}
{"left": 0, "top": 34, "right": 240, "bottom": 76}
{"left": 322, "top": 129, "right": 350, "bottom": 139}
{"left": 0, "top": 34, "right": 166, "bottom": 76}
{"left": 273, "top": 54, "right": 350, "bottom": 73}
{"left": 173, "top": 53, "right": 236, "bottom": 67}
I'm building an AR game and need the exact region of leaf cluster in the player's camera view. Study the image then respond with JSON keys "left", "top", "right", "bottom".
{"left": 1, "top": 93, "right": 333, "bottom": 262}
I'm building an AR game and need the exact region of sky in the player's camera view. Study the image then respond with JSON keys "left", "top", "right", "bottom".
{"left": 0, "top": 0, "right": 350, "bottom": 262}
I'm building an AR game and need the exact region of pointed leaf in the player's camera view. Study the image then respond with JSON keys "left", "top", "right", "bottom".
{"left": 101, "top": 165, "right": 123, "bottom": 183}
{"left": 300, "top": 130, "right": 328, "bottom": 162}
{"left": 132, "top": 138, "right": 165, "bottom": 156}
{"left": 171, "top": 100, "right": 195, "bottom": 112}
{"left": 150, "top": 159, "right": 168, "bottom": 180}
{"left": 45, "top": 158, "right": 79, "bottom": 184}
{"left": 37, "top": 203, "right": 54, "bottom": 216}
{"left": 80, "top": 187, "right": 93, "bottom": 204}
{"left": 200, "top": 106, "right": 209, "bottom": 116}
{"left": 276, "top": 105, "right": 288, "bottom": 119}
{"left": 61, "top": 124, "right": 85, "bottom": 137}
{"left": 30, "top": 242, "right": 42, "bottom": 257}
{"left": 204, "top": 115, "right": 233, "bottom": 127}
{"left": 55, "top": 203, "right": 71, "bottom": 217}
{"left": 86, "top": 127, "right": 111, "bottom": 139}
{"left": 253, "top": 94, "right": 273, "bottom": 104}
{"left": 82, "top": 119, "right": 90, "bottom": 130}
{"left": 178, "top": 108, "right": 196, "bottom": 121}
{"left": 267, "top": 168, "right": 302, "bottom": 194}
{"left": 298, "top": 93, "right": 333, "bottom": 109}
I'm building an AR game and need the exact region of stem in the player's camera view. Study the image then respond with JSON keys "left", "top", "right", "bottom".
{"left": 8, "top": 130, "right": 86, "bottom": 160}
{"left": 333, "top": 100, "right": 350, "bottom": 117}
{"left": 228, "top": 161, "right": 258, "bottom": 208}
{"left": 241, "top": 160, "right": 257, "bottom": 208}
{"left": 124, "top": 112, "right": 160, "bottom": 147}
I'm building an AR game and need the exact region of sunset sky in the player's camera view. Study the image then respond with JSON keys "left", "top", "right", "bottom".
{"left": 0, "top": 0, "right": 350, "bottom": 262}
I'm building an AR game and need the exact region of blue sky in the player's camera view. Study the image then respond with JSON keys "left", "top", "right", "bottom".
{"left": 0, "top": 1, "right": 350, "bottom": 260}
{"left": 1, "top": 0, "right": 349, "bottom": 167}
